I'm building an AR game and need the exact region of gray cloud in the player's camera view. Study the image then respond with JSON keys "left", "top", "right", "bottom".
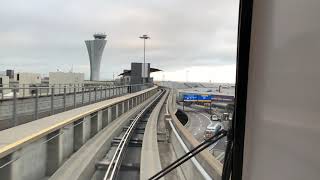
{"left": 0, "top": 0, "right": 239, "bottom": 80}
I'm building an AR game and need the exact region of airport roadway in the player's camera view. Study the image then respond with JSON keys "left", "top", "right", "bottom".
{"left": 177, "top": 104, "right": 227, "bottom": 153}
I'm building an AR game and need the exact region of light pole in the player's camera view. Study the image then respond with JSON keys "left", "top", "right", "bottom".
{"left": 186, "top": 70, "right": 189, "bottom": 82}
{"left": 139, "top": 34, "right": 150, "bottom": 78}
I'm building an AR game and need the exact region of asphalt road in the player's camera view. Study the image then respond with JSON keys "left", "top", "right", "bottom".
{"left": 177, "top": 104, "right": 227, "bottom": 152}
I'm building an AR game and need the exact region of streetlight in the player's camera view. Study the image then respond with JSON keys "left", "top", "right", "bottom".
{"left": 139, "top": 34, "right": 150, "bottom": 77}
{"left": 186, "top": 70, "right": 189, "bottom": 82}
{"left": 139, "top": 34, "right": 150, "bottom": 65}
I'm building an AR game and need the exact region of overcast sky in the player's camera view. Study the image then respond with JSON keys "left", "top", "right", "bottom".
{"left": 0, "top": 0, "right": 239, "bottom": 83}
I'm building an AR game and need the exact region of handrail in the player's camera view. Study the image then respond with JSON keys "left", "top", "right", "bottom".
{"left": 0, "top": 83, "right": 153, "bottom": 130}
{"left": 0, "top": 86, "right": 157, "bottom": 159}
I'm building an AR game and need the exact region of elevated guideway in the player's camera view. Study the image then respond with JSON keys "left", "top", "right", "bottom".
{"left": 0, "top": 86, "right": 158, "bottom": 180}
{"left": 0, "top": 87, "right": 222, "bottom": 180}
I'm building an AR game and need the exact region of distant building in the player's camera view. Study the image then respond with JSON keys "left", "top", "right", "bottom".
{"left": 49, "top": 72, "right": 84, "bottom": 86}
{"left": 0, "top": 76, "right": 9, "bottom": 85}
{"left": 130, "top": 63, "right": 151, "bottom": 85}
{"left": 14, "top": 72, "right": 41, "bottom": 85}
{"left": 85, "top": 33, "right": 107, "bottom": 81}
{"left": 0, "top": 75, "right": 10, "bottom": 95}
{"left": 119, "top": 70, "right": 131, "bottom": 85}
{"left": 14, "top": 72, "right": 41, "bottom": 96}
{"left": 118, "top": 62, "right": 161, "bottom": 89}
{"left": 0, "top": 69, "right": 14, "bottom": 79}
{"left": 6, "top": 70, "right": 14, "bottom": 79}
{"left": 48, "top": 72, "right": 84, "bottom": 93}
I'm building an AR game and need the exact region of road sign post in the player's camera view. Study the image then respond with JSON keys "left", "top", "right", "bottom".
{"left": 183, "top": 100, "right": 185, "bottom": 111}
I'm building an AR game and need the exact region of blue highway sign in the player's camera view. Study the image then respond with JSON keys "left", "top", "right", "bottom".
{"left": 183, "top": 94, "right": 198, "bottom": 101}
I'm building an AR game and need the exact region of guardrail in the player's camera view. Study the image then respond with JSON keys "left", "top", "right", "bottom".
{"left": 0, "top": 83, "right": 152, "bottom": 130}
{"left": 166, "top": 89, "right": 223, "bottom": 180}
{"left": 0, "top": 86, "right": 158, "bottom": 180}
{"left": 0, "top": 83, "right": 150, "bottom": 100}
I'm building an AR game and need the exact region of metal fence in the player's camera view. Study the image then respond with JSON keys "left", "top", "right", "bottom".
{"left": 0, "top": 83, "right": 117, "bottom": 99}
{"left": 0, "top": 83, "right": 153, "bottom": 130}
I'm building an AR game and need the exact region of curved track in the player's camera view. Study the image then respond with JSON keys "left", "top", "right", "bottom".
{"left": 96, "top": 89, "right": 166, "bottom": 180}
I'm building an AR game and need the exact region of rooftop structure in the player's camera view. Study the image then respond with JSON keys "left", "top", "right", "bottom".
{"left": 49, "top": 72, "right": 84, "bottom": 86}
{"left": 118, "top": 62, "right": 162, "bottom": 86}
{"left": 93, "top": 33, "right": 107, "bottom": 40}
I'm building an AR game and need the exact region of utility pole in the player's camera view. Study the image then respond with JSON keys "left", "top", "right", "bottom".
{"left": 139, "top": 34, "right": 150, "bottom": 78}
{"left": 186, "top": 70, "right": 189, "bottom": 82}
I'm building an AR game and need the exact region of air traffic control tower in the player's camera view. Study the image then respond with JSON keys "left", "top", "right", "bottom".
{"left": 85, "top": 33, "right": 107, "bottom": 81}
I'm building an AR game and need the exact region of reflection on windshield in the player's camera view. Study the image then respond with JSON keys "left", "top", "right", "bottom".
{"left": 0, "top": 0, "right": 238, "bottom": 180}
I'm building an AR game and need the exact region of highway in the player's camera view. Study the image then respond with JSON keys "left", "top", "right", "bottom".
{"left": 177, "top": 104, "right": 227, "bottom": 155}
{"left": 178, "top": 105, "right": 210, "bottom": 141}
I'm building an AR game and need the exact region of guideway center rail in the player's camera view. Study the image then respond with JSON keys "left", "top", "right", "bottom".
{"left": 103, "top": 89, "right": 165, "bottom": 180}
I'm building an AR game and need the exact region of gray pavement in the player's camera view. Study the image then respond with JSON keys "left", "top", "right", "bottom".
{"left": 179, "top": 105, "right": 211, "bottom": 142}
{"left": 177, "top": 104, "right": 227, "bottom": 154}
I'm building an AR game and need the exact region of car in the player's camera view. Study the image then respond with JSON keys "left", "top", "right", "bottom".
{"left": 222, "top": 113, "right": 229, "bottom": 121}
{"left": 210, "top": 114, "right": 219, "bottom": 121}
{"left": 204, "top": 122, "right": 224, "bottom": 140}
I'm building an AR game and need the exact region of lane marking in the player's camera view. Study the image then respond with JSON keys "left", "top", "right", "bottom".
{"left": 168, "top": 120, "right": 212, "bottom": 180}
{"left": 199, "top": 112, "right": 211, "bottom": 121}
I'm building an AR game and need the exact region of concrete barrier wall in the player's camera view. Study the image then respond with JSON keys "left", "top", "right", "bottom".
{"left": 50, "top": 90, "right": 161, "bottom": 180}
{"left": 169, "top": 128, "right": 204, "bottom": 180}
{"left": 140, "top": 90, "right": 168, "bottom": 180}
{"left": 0, "top": 87, "right": 158, "bottom": 180}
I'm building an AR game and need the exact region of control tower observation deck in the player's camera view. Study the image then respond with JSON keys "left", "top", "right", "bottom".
{"left": 85, "top": 33, "right": 107, "bottom": 81}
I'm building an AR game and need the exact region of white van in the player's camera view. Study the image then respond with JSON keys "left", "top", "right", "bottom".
{"left": 204, "top": 122, "right": 224, "bottom": 140}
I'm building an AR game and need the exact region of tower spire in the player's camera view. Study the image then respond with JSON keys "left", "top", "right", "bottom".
{"left": 85, "top": 33, "right": 107, "bottom": 81}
